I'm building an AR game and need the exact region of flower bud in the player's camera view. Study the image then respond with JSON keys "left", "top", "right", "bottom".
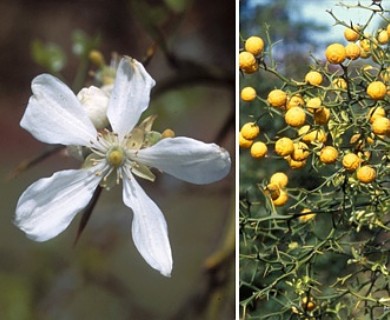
{"left": 77, "top": 86, "right": 109, "bottom": 129}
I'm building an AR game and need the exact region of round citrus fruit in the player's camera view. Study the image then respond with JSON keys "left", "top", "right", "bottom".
{"left": 305, "top": 71, "right": 323, "bottom": 86}
{"left": 272, "top": 190, "right": 289, "bottom": 206}
{"left": 319, "top": 146, "right": 339, "bottom": 164}
{"left": 250, "top": 141, "right": 268, "bottom": 159}
{"left": 342, "top": 153, "right": 361, "bottom": 172}
{"left": 270, "top": 172, "right": 289, "bottom": 188}
{"left": 241, "top": 86, "right": 257, "bottom": 102}
{"left": 240, "top": 122, "right": 260, "bottom": 140}
{"left": 239, "top": 132, "right": 253, "bottom": 148}
{"left": 286, "top": 94, "right": 305, "bottom": 110}
{"left": 239, "top": 51, "right": 258, "bottom": 74}
{"left": 267, "top": 89, "right": 287, "bottom": 108}
{"left": 356, "top": 165, "right": 376, "bottom": 183}
{"left": 345, "top": 43, "right": 361, "bottom": 60}
{"left": 344, "top": 26, "right": 360, "bottom": 42}
{"left": 285, "top": 106, "right": 306, "bottom": 127}
{"left": 371, "top": 117, "right": 390, "bottom": 135}
{"left": 275, "top": 137, "right": 294, "bottom": 156}
{"left": 325, "top": 43, "right": 346, "bottom": 64}
{"left": 366, "top": 81, "right": 387, "bottom": 100}
{"left": 244, "top": 36, "right": 265, "bottom": 55}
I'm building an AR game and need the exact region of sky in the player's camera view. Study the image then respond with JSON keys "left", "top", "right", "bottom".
{"left": 247, "top": 0, "right": 388, "bottom": 41}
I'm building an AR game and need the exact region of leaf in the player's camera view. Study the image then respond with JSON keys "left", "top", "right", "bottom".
{"left": 31, "top": 39, "right": 66, "bottom": 72}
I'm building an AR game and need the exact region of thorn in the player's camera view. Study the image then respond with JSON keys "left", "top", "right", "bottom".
{"left": 73, "top": 186, "right": 102, "bottom": 246}
{"left": 7, "top": 145, "right": 64, "bottom": 180}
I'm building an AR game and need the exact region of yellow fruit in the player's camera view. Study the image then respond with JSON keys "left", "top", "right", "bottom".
{"left": 265, "top": 183, "right": 280, "bottom": 200}
{"left": 272, "top": 190, "right": 289, "bottom": 206}
{"left": 305, "top": 71, "right": 323, "bottom": 86}
{"left": 359, "top": 39, "right": 374, "bottom": 59}
{"left": 332, "top": 77, "right": 347, "bottom": 89}
{"left": 366, "top": 81, "right": 387, "bottom": 100}
{"left": 325, "top": 43, "right": 346, "bottom": 64}
{"left": 319, "top": 146, "right": 339, "bottom": 164}
{"left": 285, "top": 106, "right": 306, "bottom": 127}
{"left": 299, "top": 126, "right": 327, "bottom": 144}
{"left": 239, "top": 51, "right": 258, "bottom": 74}
{"left": 239, "top": 132, "right": 253, "bottom": 148}
{"left": 344, "top": 26, "right": 360, "bottom": 42}
{"left": 359, "top": 39, "right": 372, "bottom": 51}
{"left": 306, "top": 97, "right": 322, "bottom": 113}
{"left": 244, "top": 36, "right": 265, "bottom": 55}
{"left": 356, "top": 165, "right": 376, "bottom": 183}
{"left": 359, "top": 47, "right": 371, "bottom": 59}
{"left": 345, "top": 43, "right": 361, "bottom": 60}
{"left": 267, "top": 89, "right": 287, "bottom": 108}
{"left": 342, "top": 153, "right": 361, "bottom": 172}
{"left": 275, "top": 137, "right": 294, "bottom": 156}
{"left": 240, "top": 122, "right": 260, "bottom": 140}
{"left": 372, "top": 117, "right": 390, "bottom": 135}
{"left": 368, "top": 106, "right": 386, "bottom": 123}
{"left": 299, "top": 209, "right": 316, "bottom": 223}
{"left": 292, "top": 141, "right": 310, "bottom": 161}
{"left": 301, "top": 296, "right": 316, "bottom": 311}
{"left": 314, "top": 107, "right": 331, "bottom": 125}
{"left": 285, "top": 156, "right": 306, "bottom": 169}
{"left": 241, "top": 86, "right": 257, "bottom": 102}
{"left": 286, "top": 94, "right": 305, "bottom": 110}
{"left": 270, "top": 172, "right": 289, "bottom": 188}
{"left": 377, "top": 30, "right": 389, "bottom": 45}
{"left": 250, "top": 141, "right": 268, "bottom": 158}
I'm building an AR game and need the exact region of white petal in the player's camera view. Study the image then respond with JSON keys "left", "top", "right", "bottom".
{"left": 21, "top": 74, "right": 98, "bottom": 146}
{"left": 15, "top": 168, "right": 102, "bottom": 242}
{"left": 107, "top": 57, "right": 156, "bottom": 138}
{"left": 122, "top": 173, "right": 172, "bottom": 277}
{"left": 136, "top": 137, "right": 231, "bottom": 184}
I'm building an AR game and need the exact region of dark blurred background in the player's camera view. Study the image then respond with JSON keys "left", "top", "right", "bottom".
{"left": 0, "top": 0, "right": 235, "bottom": 319}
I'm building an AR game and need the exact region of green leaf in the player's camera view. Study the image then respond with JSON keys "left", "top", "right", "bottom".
{"left": 31, "top": 39, "right": 66, "bottom": 72}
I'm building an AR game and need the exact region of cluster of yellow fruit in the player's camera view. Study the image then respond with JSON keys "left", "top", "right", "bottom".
{"left": 240, "top": 23, "right": 389, "bottom": 207}
{"left": 264, "top": 172, "right": 289, "bottom": 206}
{"left": 239, "top": 36, "right": 264, "bottom": 74}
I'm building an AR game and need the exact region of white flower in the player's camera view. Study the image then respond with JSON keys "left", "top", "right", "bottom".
{"left": 15, "top": 57, "right": 231, "bottom": 277}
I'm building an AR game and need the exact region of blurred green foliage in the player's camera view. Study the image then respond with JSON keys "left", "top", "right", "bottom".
{"left": 31, "top": 40, "right": 66, "bottom": 74}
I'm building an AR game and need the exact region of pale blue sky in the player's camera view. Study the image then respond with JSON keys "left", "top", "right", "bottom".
{"left": 246, "top": 0, "right": 387, "bottom": 41}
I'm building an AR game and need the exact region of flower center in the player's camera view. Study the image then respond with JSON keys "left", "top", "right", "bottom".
{"left": 106, "top": 147, "right": 126, "bottom": 168}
